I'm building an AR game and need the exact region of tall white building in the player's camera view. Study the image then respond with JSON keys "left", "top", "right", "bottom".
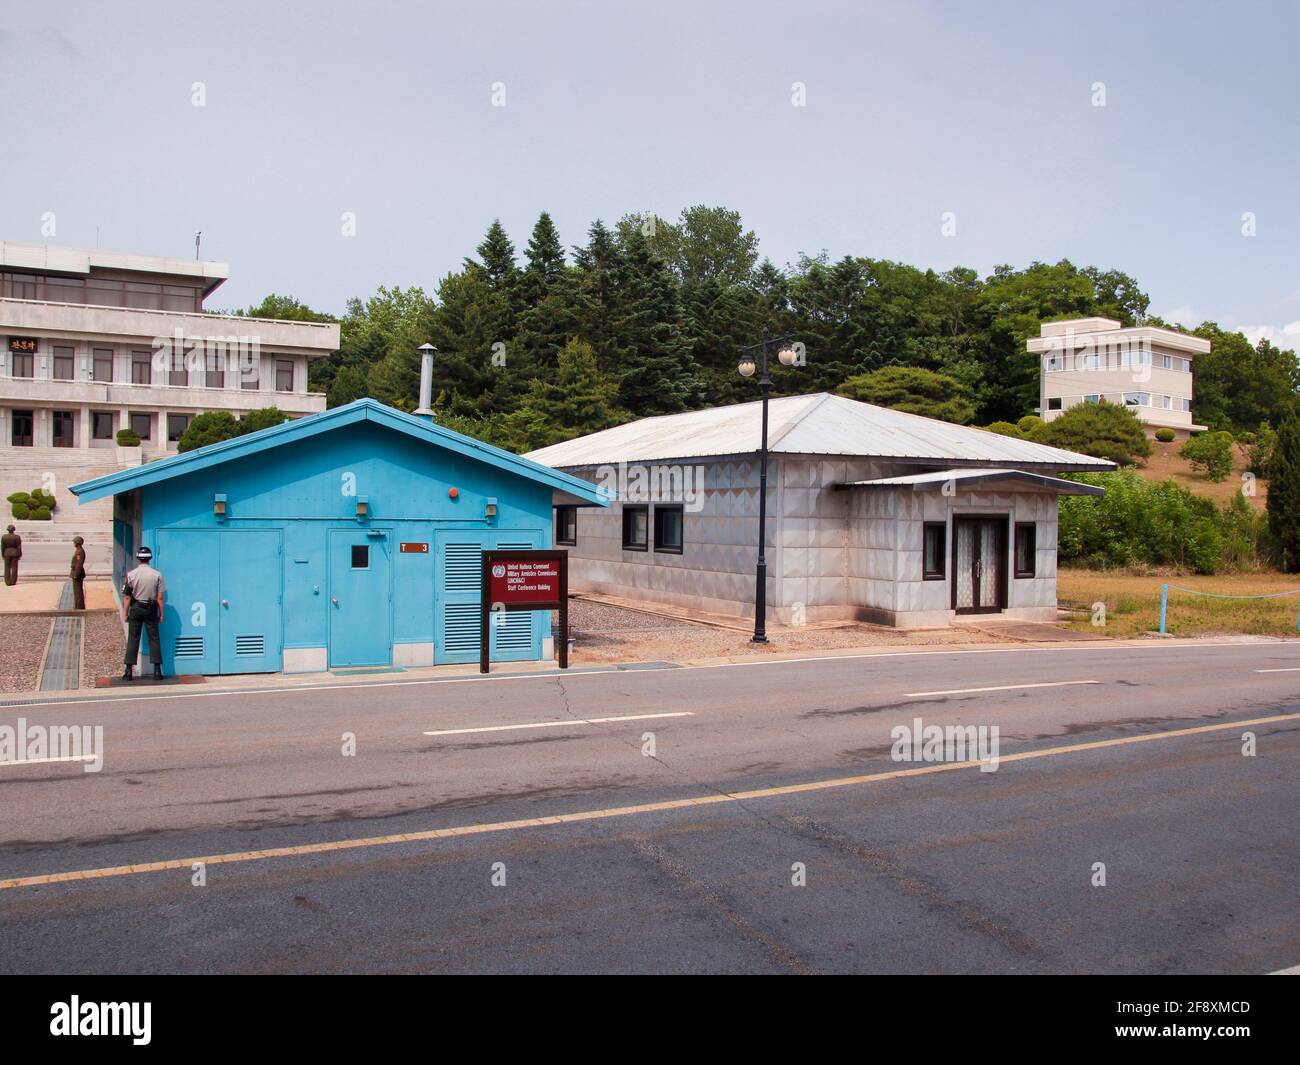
{"left": 0, "top": 241, "right": 339, "bottom": 573}
{"left": 1028, "top": 316, "right": 1209, "bottom": 439}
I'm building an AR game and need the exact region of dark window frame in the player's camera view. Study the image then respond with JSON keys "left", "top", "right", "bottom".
{"left": 92, "top": 348, "right": 114, "bottom": 382}
{"left": 130, "top": 350, "right": 152, "bottom": 385}
{"left": 92, "top": 411, "right": 115, "bottom": 440}
{"left": 922, "top": 521, "right": 946, "bottom": 580}
{"left": 350, "top": 544, "right": 370, "bottom": 569}
{"left": 1014, "top": 522, "right": 1037, "bottom": 579}
{"left": 11, "top": 350, "right": 34, "bottom": 378}
{"left": 52, "top": 345, "right": 75, "bottom": 381}
{"left": 275, "top": 358, "right": 295, "bottom": 392}
{"left": 52, "top": 410, "right": 75, "bottom": 448}
{"left": 11, "top": 409, "right": 34, "bottom": 447}
{"left": 653, "top": 504, "right": 684, "bottom": 554}
{"left": 167, "top": 413, "right": 191, "bottom": 443}
{"left": 621, "top": 505, "right": 649, "bottom": 551}
{"left": 129, "top": 411, "right": 152, "bottom": 440}
{"left": 554, "top": 505, "right": 577, "bottom": 546}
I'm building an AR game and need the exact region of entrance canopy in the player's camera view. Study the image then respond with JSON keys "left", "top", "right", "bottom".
{"left": 835, "top": 467, "right": 1104, "bottom": 496}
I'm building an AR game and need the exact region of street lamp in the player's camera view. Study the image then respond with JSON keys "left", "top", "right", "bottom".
{"left": 737, "top": 331, "right": 801, "bottom": 643}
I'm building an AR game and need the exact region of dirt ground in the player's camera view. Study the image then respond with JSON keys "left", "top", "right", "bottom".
{"left": 0, "top": 615, "right": 53, "bottom": 693}
{"left": 566, "top": 597, "right": 1000, "bottom": 665}
{"left": 81, "top": 611, "right": 125, "bottom": 687}
{"left": 1141, "top": 440, "right": 1260, "bottom": 509}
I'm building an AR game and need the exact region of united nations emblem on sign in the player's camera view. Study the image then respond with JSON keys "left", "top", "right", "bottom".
{"left": 491, "top": 564, "right": 506, "bottom": 578}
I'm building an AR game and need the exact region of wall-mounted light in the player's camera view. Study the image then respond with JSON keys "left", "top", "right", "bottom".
{"left": 355, "top": 495, "right": 369, "bottom": 522}
{"left": 213, "top": 493, "right": 227, "bottom": 520}
{"left": 448, "top": 487, "right": 459, "bottom": 501}
{"left": 485, "top": 497, "right": 498, "bottom": 521}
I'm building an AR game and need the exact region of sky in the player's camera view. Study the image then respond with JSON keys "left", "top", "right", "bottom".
{"left": 2, "top": 0, "right": 1298, "bottom": 349}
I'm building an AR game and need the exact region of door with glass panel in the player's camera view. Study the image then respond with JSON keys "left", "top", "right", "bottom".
{"left": 951, "top": 516, "right": 1006, "bottom": 614}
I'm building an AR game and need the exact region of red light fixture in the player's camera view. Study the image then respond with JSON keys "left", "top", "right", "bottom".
{"left": 448, "top": 487, "right": 459, "bottom": 500}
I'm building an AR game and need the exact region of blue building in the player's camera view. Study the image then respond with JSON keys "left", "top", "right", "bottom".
{"left": 69, "top": 399, "right": 608, "bottom": 675}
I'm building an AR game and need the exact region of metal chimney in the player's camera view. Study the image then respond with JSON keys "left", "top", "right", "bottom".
{"left": 414, "top": 343, "right": 436, "bottom": 419}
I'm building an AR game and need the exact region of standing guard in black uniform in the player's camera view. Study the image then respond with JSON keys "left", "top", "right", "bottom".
{"left": 122, "top": 545, "right": 166, "bottom": 681}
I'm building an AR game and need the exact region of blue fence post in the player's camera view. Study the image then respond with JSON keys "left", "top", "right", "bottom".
{"left": 1159, "top": 583, "right": 1168, "bottom": 634}
{"left": 1296, "top": 602, "right": 1299, "bottom": 632}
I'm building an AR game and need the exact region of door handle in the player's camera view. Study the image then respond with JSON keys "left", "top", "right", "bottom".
{"left": 331, "top": 596, "right": 339, "bottom": 606}
{"left": 221, "top": 599, "right": 229, "bottom": 607}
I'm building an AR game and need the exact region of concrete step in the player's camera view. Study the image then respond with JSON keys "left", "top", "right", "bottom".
{"left": 10, "top": 541, "right": 113, "bottom": 577}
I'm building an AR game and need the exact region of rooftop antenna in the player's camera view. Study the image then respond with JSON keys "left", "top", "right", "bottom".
{"left": 195, "top": 230, "right": 202, "bottom": 260}
{"left": 96, "top": 225, "right": 100, "bottom": 249}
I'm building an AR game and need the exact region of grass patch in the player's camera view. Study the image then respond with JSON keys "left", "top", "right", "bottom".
{"left": 1058, "top": 569, "right": 1300, "bottom": 637}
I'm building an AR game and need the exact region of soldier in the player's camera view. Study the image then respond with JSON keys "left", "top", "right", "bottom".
{"left": 2, "top": 525, "right": 20, "bottom": 587}
{"left": 70, "top": 535, "right": 87, "bottom": 610}
{"left": 122, "top": 545, "right": 166, "bottom": 681}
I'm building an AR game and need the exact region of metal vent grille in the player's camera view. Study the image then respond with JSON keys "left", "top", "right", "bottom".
{"left": 174, "top": 636, "right": 204, "bottom": 659}
{"left": 444, "top": 603, "right": 479, "bottom": 652}
{"left": 494, "top": 611, "right": 532, "bottom": 649}
{"left": 234, "top": 634, "right": 264, "bottom": 656}
{"left": 444, "top": 544, "right": 482, "bottom": 592}
{"left": 498, "top": 542, "right": 532, "bottom": 551}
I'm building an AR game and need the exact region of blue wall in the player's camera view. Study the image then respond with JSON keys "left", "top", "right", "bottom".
{"left": 137, "top": 422, "right": 555, "bottom": 674}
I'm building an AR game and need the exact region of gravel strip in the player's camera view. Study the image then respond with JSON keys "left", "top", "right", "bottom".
{"left": 0, "top": 616, "right": 53, "bottom": 693}
{"left": 81, "top": 611, "right": 125, "bottom": 689}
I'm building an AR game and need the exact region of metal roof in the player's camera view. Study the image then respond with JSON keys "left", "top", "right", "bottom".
{"left": 838, "top": 468, "right": 1105, "bottom": 495}
{"left": 69, "top": 399, "right": 610, "bottom": 506}
{"left": 525, "top": 393, "right": 1114, "bottom": 471}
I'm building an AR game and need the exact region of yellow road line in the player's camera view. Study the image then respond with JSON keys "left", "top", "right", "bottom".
{"left": 3, "top": 710, "right": 1296, "bottom": 892}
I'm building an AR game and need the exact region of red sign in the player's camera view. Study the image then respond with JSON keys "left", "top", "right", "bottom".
{"left": 399, "top": 542, "right": 428, "bottom": 553}
{"left": 488, "top": 557, "right": 561, "bottom": 605}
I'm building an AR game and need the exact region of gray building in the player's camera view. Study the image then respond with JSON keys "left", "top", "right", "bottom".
{"left": 526, "top": 393, "right": 1111, "bottom": 628}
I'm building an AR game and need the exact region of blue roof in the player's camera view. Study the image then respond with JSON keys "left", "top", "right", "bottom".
{"left": 69, "top": 399, "right": 610, "bottom": 506}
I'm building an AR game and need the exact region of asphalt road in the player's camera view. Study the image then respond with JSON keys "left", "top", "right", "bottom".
{"left": 1, "top": 640, "right": 1297, "bottom": 974}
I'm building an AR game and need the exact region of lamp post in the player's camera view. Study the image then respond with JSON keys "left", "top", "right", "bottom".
{"left": 738, "top": 331, "right": 800, "bottom": 643}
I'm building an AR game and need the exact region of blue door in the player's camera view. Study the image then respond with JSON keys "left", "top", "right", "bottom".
{"left": 155, "top": 529, "right": 221, "bottom": 676}
{"left": 328, "top": 529, "right": 393, "bottom": 667}
{"left": 434, "top": 531, "right": 541, "bottom": 664}
{"left": 218, "top": 530, "right": 283, "bottom": 674}
{"left": 154, "top": 528, "right": 282, "bottom": 676}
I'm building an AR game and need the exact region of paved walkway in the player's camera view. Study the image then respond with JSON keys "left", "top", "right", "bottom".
{"left": 0, "top": 579, "right": 115, "bottom": 613}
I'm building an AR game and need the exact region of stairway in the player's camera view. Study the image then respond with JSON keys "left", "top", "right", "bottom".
{"left": 2, "top": 448, "right": 120, "bottom": 577}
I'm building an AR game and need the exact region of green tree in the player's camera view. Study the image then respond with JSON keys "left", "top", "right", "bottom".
{"left": 1034, "top": 401, "right": 1152, "bottom": 466}
{"left": 177, "top": 408, "right": 289, "bottom": 452}
{"left": 511, "top": 338, "right": 628, "bottom": 449}
{"left": 1179, "top": 431, "right": 1234, "bottom": 482}
{"left": 1267, "top": 419, "right": 1300, "bottom": 571}
{"left": 620, "top": 206, "right": 760, "bottom": 286}
{"left": 838, "top": 366, "right": 976, "bottom": 424}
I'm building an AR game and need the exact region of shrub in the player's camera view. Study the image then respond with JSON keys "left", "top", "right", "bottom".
{"left": 983, "top": 421, "right": 1024, "bottom": 438}
{"left": 7, "top": 492, "right": 31, "bottom": 505}
{"left": 1154, "top": 427, "right": 1176, "bottom": 443}
{"left": 9, "top": 487, "right": 54, "bottom": 519}
{"left": 1180, "top": 430, "right": 1234, "bottom": 482}
{"left": 115, "top": 428, "right": 141, "bottom": 447}
{"left": 10, "top": 503, "right": 29, "bottom": 520}
{"left": 1059, "top": 468, "right": 1268, "bottom": 574}
{"left": 1248, "top": 422, "right": 1277, "bottom": 478}
{"left": 27, "top": 506, "right": 51, "bottom": 521}
{"left": 1034, "top": 401, "right": 1153, "bottom": 466}
{"left": 1017, "top": 415, "right": 1044, "bottom": 434}
{"left": 837, "top": 366, "right": 976, "bottom": 424}
{"left": 178, "top": 407, "right": 290, "bottom": 453}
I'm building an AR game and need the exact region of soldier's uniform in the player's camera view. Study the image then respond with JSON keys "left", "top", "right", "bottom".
{"left": 2, "top": 525, "right": 20, "bottom": 587}
{"left": 122, "top": 547, "right": 166, "bottom": 680}
{"left": 70, "top": 536, "right": 87, "bottom": 610}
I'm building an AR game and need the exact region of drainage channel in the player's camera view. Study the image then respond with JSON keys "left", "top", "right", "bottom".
{"left": 37, "top": 581, "right": 82, "bottom": 692}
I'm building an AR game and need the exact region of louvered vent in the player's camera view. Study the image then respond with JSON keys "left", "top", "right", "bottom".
{"left": 174, "top": 635, "right": 204, "bottom": 658}
{"left": 444, "top": 544, "right": 482, "bottom": 592}
{"left": 444, "top": 603, "right": 479, "bottom": 652}
{"left": 494, "top": 610, "right": 532, "bottom": 649}
{"left": 234, "top": 634, "right": 264, "bottom": 656}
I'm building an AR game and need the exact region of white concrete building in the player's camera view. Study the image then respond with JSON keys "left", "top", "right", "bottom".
{"left": 0, "top": 241, "right": 339, "bottom": 574}
{"left": 1029, "top": 316, "right": 1209, "bottom": 438}
{"left": 527, "top": 393, "right": 1111, "bottom": 628}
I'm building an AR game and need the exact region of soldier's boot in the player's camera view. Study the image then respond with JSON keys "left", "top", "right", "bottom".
{"left": 122, "top": 665, "right": 134, "bottom": 682}
{"left": 153, "top": 665, "right": 164, "bottom": 681}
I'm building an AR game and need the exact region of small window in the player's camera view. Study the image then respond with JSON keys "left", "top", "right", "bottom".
{"left": 1014, "top": 523, "right": 1036, "bottom": 578}
{"left": 622, "top": 505, "right": 648, "bottom": 551}
{"left": 52, "top": 410, "right": 75, "bottom": 448}
{"left": 555, "top": 506, "right": 577, "bottom": 545}
{"left": 1084, "top": 394, "right": 1100, "bottom": 404}
{"left": 11, "top": 351, "right": 33, "bottom": 378}
{"left": 275, "top": 359, "right": 294, "bottom": 392}
{"left": 131, "top": 350, "right": 152, "bottom": 385}
{"left": 923, "top": 522, "right": 946, "bottom": 580}
{"left": 53, "top": 346, "right": 75, "bottom": 380}
{"left": 11, "top": 409, "right": 33, "bottom": 447}
{"left": 654, "top": 504, "right": 684, "bottom": 554}
{"left": 351, "top": 544, "right": 369, "bottom": 569}
{"left": 241, "top": 359, "right": 260, "bottom": 390}
{"left": 129, "top": 412, "right": 152, "bottom": 440}
{"left": 167, "top": 413, "right": 191, "bottom": 443}
{"left": 92, "top": 411, "right": 115, "bottom": 440}
{"left": 92, "top": 348, "right": 114, "bottom": 382}
{"left": 1047, "top": 397, "right": 1062, "bottom": 411}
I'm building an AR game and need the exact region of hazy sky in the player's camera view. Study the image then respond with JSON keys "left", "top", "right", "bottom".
{"left": 2, "top": 0, "right": 1297, "bottom": 348}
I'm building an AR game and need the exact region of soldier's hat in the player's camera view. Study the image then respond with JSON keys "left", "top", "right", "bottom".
{"left": 136, "top": 545, "right": 153, "bottom": 561}
{"left": 73, "top": 536, "right": 84, "bottom": 545}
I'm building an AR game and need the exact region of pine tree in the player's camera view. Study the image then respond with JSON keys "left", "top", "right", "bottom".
{"left": 570, "top": 220, "right": 627, "bottom": 375}
{"left": 516, "top": 211, "right": 575, "bottom": 370}
{"left": 1267, "top": 419, "right": 1300, "bottom": 571}
{"left": 512, "top": 338, "right": 628, "bottom": 449}
{"left": 612, "top": 228, "right": 704, "bottom": 415}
